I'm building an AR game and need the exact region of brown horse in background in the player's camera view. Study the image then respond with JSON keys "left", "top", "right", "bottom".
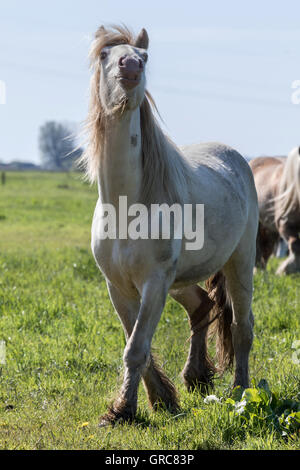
{"left": 250, "top": 147, "right": 300, "bottom": 274}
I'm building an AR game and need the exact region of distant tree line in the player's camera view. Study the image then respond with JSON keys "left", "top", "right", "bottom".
{"left": 38, "top": 121, "right": 83, "bottom": 171}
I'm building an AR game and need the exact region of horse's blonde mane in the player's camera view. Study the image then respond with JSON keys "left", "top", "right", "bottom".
{"left": 79, "top": 25, "right": 135, "bottom": 181}
{"left": 80, "top": 25, "right": 189, "bottom": 205}
{"left": 274, "top": 146, "right": 300, "bottom": 224}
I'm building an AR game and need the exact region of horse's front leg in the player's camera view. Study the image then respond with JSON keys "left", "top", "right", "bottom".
{"left": 101, "top": 273, "right": 173, "bottom": 425}
{"left": 276, "top": 236, "right": 300, "bottom": 274}
{"left": 276, "top": 221, "right": 300, "bottom": 274}
{"left": 255, "top": 223, "right": 279, "bottom": 270}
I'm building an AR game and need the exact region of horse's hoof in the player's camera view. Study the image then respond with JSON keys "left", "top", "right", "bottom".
{"left": 152, "top": 398, "right": 180, "bottom": 414}
{"left": 98, "top": 411, "right": 118, "bottom": 427}
{"left": 98, "top": 414, "right": 124, "bottom": 427}
{"left": 98, "top": 417, "right": 112, "bottom": 428}
{"left": 181, "top": 370, "right": 214, "bottom": 395}
{"left": 98, "top": 404, "right": 135, "bottom": 427}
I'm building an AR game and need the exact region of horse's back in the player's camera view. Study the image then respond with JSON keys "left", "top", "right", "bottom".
{"left": 181, "top": 141, "right": 256, "bottom": 203}
{"left": 182, "top": 141, "right": 246, "bottom": 166}
{"left": 249, "top": 156, "right": 285, "bottom": 175}
{"left": 250, "top": 156, "right": 285, "bottom": 204}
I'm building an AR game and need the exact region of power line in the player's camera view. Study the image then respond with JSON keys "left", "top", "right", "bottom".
{"left": 0, "top": 59, "right": 88, "bottom": 81}
{"left": 151, "top": 84, "right": 298, "bottom": 109}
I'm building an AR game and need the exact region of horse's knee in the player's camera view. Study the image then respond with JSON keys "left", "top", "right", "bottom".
{"left": 123, "top": 342, "right": 150, "bottom": 372}
{"left": 289, "top": 238, "right": 300, "bottom": 255}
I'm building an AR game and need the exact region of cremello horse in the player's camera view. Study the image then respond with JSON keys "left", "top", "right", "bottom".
{"left": 81, "top": 25, "right": 259, "bottom": 425}
{"left": 250, "top": 147, "right": 300, "bottom": 274}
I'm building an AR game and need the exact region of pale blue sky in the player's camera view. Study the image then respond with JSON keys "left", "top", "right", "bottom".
{"left": 0, "top": 0, "right": 299, "bottom": 163}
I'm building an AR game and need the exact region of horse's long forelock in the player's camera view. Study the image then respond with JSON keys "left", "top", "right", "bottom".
{"left": 274, "top": 147, "right": 300, "bottom": 224}
{"left": 81, "top": 25, "right": 189, "bottom": 206}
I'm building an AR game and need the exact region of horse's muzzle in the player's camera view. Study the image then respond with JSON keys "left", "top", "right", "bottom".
{"left": 118, "top": 55, "right": 143, "bottom": 90}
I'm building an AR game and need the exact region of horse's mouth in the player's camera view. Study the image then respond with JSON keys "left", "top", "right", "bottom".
{"left": 117, "top": 75, "right": 141, "bottom": 90}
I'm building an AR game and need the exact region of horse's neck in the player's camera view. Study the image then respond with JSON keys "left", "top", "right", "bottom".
{"left": 98, "top": 108, "right": 143, "bottom": 207}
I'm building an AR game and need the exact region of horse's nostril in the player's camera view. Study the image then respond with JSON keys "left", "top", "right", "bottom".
{"left": 119, "top": 56, "right": 126, "bottom": 67}
{"left": 138, "top": 59, "right": 144, "bottom": 70}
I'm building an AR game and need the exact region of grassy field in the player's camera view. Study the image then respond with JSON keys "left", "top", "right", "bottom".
{"left": 0, "top": 171, "right": 299, "bottom": 450}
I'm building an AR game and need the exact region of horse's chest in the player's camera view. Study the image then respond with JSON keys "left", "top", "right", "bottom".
{"left": 91, "top": 232, "right": 148, "bottom": 295}
{"left": 93, "top": 237, "right": 129, "bottom": 280}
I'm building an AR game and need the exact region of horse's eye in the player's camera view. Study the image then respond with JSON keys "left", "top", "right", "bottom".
{"left": 100, "top": 50, "right": 108, "bottom": 61}
{"left": 142, "top": 53, "right": 148, "bottom": 63}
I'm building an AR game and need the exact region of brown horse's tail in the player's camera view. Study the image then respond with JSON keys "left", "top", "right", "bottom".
{"left": 205, "top": 272, "right": 234, "bottom": 373}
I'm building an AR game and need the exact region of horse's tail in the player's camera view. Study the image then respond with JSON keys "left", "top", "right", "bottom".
{"left": 205, "top": 272, "right": 234, "bottom": 373}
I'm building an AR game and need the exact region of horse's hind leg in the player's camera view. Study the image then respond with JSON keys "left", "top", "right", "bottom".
{"left": 170, "top": 285, "right": 216, "bottom": 393}
{"left": 223, "top": 243, "right": 255, "bottom": 388}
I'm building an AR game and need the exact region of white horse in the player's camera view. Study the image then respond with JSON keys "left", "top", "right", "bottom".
{"left": 81, "top": 25, "right": 259, "bottom": 425}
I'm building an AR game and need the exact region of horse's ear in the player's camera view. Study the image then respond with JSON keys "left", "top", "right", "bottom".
{"left": 134, "top": 28, "right": 149, "bottom": 50}
{"left": 95, "top": 25, "right": 106, "bottom": 38}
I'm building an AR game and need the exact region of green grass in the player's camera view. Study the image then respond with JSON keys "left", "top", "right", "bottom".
{"left": 0, "top": 171, "right": 299, "bottom": 450}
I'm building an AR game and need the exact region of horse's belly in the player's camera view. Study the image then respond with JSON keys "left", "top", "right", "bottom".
{"left": 173, "top": 252, "right": 228, "bottom": 287}
{"left": 173, "top": 266, "right": 214, "bottom": 287}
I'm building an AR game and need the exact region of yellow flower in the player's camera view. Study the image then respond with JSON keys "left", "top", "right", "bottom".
{"left": 79, "top": 422, "right": 89, "bottom": 428}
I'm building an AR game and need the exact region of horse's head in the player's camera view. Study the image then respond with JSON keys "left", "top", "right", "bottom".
{"left": 95, "top": 27, "right": 149, "bottom": 115}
